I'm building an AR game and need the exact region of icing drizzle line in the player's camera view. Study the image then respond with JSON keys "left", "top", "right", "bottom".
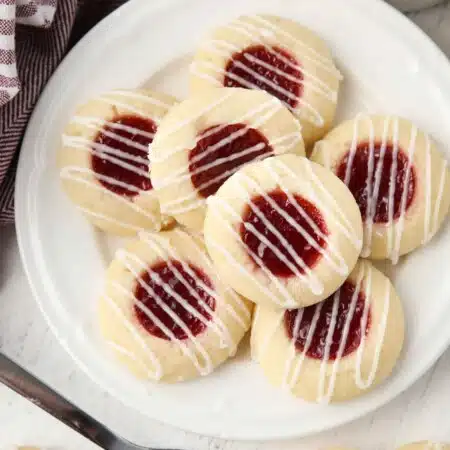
{"left": 103, "top": 229, "right": 250, "bottom": 380}
{"left": 190, "top": 15, "right": 342, "bottom": 127}
{"left": 254, "top": 261, "right": 391, "bottom": 403}
{"left": 152, "top": 92, "right": 303, "bottom": 216}
{"left": 206, "top": 157, "right": 361, "bottom": 307}
{"left": 317, "top": 115, "right": 448, "bottom": 263}
{"left": 60, "top": 90, "right": 173, "bottom": 232}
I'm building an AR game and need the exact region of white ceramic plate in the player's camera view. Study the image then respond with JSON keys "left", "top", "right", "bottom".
{"left": 15, "top": 0, "right": 450, "bottom": 440}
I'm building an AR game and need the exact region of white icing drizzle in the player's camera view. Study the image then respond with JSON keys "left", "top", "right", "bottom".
{"left": 60, "top": 167, "right": 158, "bottom": 229}
{"left": 354, "top": 272, "right": 390, "bottom": 389}
{"left": 102, "top": 288, "right": 163, "bottom": 380}
{"left": 423, "top": 132, "right": 432, "bottom": 243}
{"left": 109, "top": 90, "right": 174, "bottom": 109}
{"left": 214, "top": 194, "right": 323, "bottom": 296}
{"left": 328, "top": 115, "right": 447, "bottom": 262}
{"left": 431, "top": 160, "right": 448, "bottom": 237}
{"left": 63, "top": 135, "right": 149, "bottom": 175}
{"left": 297, "top": 159, "right": 362, "bottom": 249}
{"left": 71, "top": 116, "right": 155, "bottom": 141}
{"left": 155, "top": 90, "right": 235, "bottom": 142}
{"left": 282, "top": 303, "right": 322, "bottom": 390}
{"left": 139, "top": 233, "right": 243, "bottom": 351}
{"left": 96, "top": 96, "right": 161, "bottom": 121}
{"left": 105, "top": 230, "right": 250, "bottom": 379}
{"left": 251, "top": 15, "right": 341, "bottom": 77}
{"left": 206, "top": 157, "right": 361, "bottom": 307}
{"left": 205, "top": 208, "right": 296, "bottom": 308}
{"left": 106, "top": 340, "right": 157, "bottom": 378}
{"left": 267, "top": 160, "right": 359, "bottom": 268}
{"left": 190, "top": 14, "right": 341, "bottom": 127}
{"left": 172, "top": 228, "right": 251, "bottom": 326}
{"left": 390, "top": 122, "right": 417, "bottom": 263}
{"left": 152, "top": 94, "right": 302, "bottom": 217}
{"left": 424, "top": 142, "right": 448, "bottom": 244}
{"left": 272, "top": 262, "right": 392, "bottom": 402}
{"left": 77, "top": 207, "right": 147, "bottom": 232}
{"left": 253, "top": 306, "right": 283, "bottom": 362}
{"left": 152, "top": 95, "right": 285, "bottom": 164}
{"left": 237, "top": 170, "right": 350, "bottom": 284}
{"left": 60, "top": 90, "right": 168, "bottom": 232}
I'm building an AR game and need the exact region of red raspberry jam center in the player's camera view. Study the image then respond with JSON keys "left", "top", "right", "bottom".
{"left": 189, "top": 123, "right": 273, "bottom": 198}
{"left": 284, "top": 281, "right": 370, "bottom": 359}
{"left": 91, "top": 115, "right": 156, "bottom": 197}
{"left": 224, "top": 45, "right": 303, "bottom": 109}
{"left": 336, "top": 142, "right": 416, "bottom": 223}
{"left": 134, "top": 260, "right": 215, "bottom": 341}
{"left": 240, "top": 190, "right": 328, "bottom": 278}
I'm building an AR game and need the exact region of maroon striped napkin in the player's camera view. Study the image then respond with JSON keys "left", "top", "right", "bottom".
{"left": 0, "top": 0, "right": 127, "bottom": 224}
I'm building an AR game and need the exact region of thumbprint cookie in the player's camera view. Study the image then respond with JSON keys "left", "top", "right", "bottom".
{"left": 150, "top": 88, "right": 305, "bottom": 230}
{"left": 190, "top": 14, "right": 342, "bottom": 148}
{"left": 251, "top": 260, "right": 404, "bottom": 402}
{"left": 98, "top": 228, "right": 252, "bottom": 382}
{"left": 397, "top": 443, "right": 450, "bottom": 450}
{"left": 204, "top": 154, "right": 363, "bottom": 309}
{"left": 58, "top": 89, "right": 177, "bottom": 235}
{"left": 311, "top": 115, "right": 450, "bottom": 262}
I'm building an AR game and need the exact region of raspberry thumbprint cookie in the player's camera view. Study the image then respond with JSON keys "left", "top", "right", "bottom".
{"left": 397, "top": 444, "right": 450, "bottom": 450}
{"left": 190, "top": 15, "right": 342, "bottom": 147}
{"left": 204, "top": 154, "right": 363, "bottom": 309}
{"left": 58, "top": 89, "right": 177, "bottom": 235}
{"left": 98, "top": 229, "right": 252, "bottom": 382}
{"left": 251, "top": 260, "right": 404, "bottom": 402}
{"left": 312, "top": 115, "right": 450, "bottom": 261}
{"left": 150, "top": 88, "right": 305, "bottom": 230}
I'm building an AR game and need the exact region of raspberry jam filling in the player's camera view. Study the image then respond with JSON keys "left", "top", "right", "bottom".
{"left": 189, "top": 123, "right": 273, "bottom": 198}
{"left": 284, "top": 281, "right": 371, "bottom": 359}
{"left": 336, "top": 142, "right": 416, "bottom": 223}
{"left": 240, "top": 190, "right": 328, "bottom": 278}
{"left": 134, "top": 260, "right": 215, "bottom": 341}
{"left": 224, "top": 45, "right": 303, "bottom": 109}
{"left": 91, "top": 115, "right": 156, "bottom": 197}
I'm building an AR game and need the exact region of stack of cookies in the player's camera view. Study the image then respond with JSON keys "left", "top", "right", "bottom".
{"left": 58, "top": 15, "right": 450, "bottom": 403}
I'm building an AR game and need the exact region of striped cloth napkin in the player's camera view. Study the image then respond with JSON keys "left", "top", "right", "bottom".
{"left": 0, "top": 0, "right": 57, "bottom": 105}
{"left": 0, "top": 0, "right": 126, "bottom": 224}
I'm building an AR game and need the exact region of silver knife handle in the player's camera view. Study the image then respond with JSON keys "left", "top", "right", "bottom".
{"left": 0, "top": 353, "right": 118, "bottom": 449}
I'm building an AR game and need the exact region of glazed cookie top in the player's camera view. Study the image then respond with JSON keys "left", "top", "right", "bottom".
{"left": 204, "top": 154, "right": 363, "bottom": 309}
{"left": 59, "top": 89, "right": 177, "bottom": 234}
{"left": 251, "top": 259, "right": 405, "bottom": 402}
{"left": 312, "top": 115, "right": 450, "bottom": 261}
{"left": 99, "top": 228, "right": 252, "bottom": 381}
{"left": 190, "top": 14, "right": 342, "bottom": 146}
{"left": 151, "top": 88, "right": 305, "bottom": 230}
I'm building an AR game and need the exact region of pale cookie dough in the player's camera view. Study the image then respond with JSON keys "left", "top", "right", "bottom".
{"left": 98, "top": 228, "right": 253, "bottom": 382}
{"left": 190, "top": 14, "right": 342, "bottom": 148}
{"left": 204, "top": 154, "right": 363, "bottom": 309}
{"left": 151, "top": 87, "right": 305, "bottom": 230}
{"left": 251, "top": 259, "right": 404, "bottom": 402}
{"left": 397, "top": 443, "right": 450, "bottom": 450}
{"left": 58, "top": 89, "right": 177, "bottom": 236}
{"left": 311, "top": 115, "right": 450, "bottom": 262}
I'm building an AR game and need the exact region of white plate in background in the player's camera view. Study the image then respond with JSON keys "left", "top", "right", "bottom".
{"left": 15, "top": 0, "right": 450, "bottom": 440}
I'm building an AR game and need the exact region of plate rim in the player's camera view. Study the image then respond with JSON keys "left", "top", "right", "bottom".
{"left": 14, "top": 0, "right": 450, "bottom": 440}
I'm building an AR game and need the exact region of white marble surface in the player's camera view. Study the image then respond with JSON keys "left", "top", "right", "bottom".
{"left": 2, "top": 2, "right": 450, "bottom": 449}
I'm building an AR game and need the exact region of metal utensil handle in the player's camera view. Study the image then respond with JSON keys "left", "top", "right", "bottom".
{"left": 0, "top": 353, "right": 117, "bottom": 449}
